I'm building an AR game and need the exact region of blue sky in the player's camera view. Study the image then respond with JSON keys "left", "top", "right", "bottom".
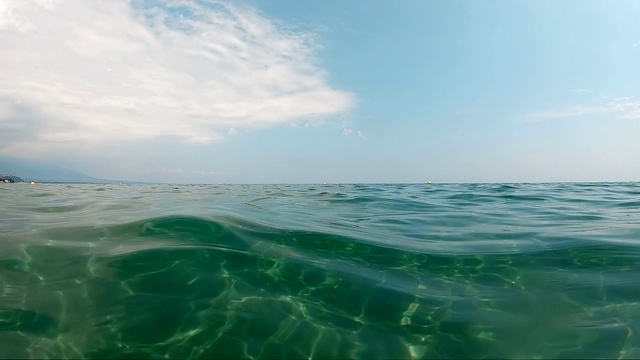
{"left": 1, "top": 0, "right": 639, "bottom": 183}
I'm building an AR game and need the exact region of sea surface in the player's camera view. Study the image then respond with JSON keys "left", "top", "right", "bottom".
{"left": 0, "top": 183, "right": 639, "bottom": 359}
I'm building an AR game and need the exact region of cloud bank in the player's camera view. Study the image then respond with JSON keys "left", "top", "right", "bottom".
{"left": 0, "top": 0, "right": 354, "bottom": 155}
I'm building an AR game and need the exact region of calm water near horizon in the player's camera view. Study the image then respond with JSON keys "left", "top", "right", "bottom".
{"left": 0, "top": 182, "right": 639, "bottom": 359}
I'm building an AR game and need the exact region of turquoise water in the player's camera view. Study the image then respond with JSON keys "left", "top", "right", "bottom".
{"left": 0, "top": 183, "right": 639, "bottom": 359}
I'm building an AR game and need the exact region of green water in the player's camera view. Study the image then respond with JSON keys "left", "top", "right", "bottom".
{"left": 0, "top": 183, "right": 639, "bottom": 359}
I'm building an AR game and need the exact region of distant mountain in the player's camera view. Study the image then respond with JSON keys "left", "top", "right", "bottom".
{"left": 0, "top": 158, "right": 141, "bottom": 184}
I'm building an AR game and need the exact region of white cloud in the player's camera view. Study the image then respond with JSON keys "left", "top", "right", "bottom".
{"left": 342, "top": 127, "right": 365, "bottom": 139}
{"left": 0, "top": 0, "right": 354, "bottom": 155}
{"left": 525, "top": 97, "right": 640, "bottom": 122}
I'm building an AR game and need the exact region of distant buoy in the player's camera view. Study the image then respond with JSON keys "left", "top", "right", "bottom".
{"left": 29, "top": 181, "right": 35, "bottom": 185}
{"left": 322, "top": 182, "right": 327, "bottom": 185}
{"left": 427, "top": 181, "right": 432, "bottom": 185}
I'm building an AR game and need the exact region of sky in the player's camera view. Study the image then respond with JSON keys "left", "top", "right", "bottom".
{"left": 0, "top": 0, "right": 639, "bottom": 183}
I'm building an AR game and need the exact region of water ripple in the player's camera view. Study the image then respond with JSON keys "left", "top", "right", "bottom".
{"left": 0, "top": 183, "right": 639, "bottom": 358}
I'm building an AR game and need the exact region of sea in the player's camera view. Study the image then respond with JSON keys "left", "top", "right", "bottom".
{"left": 0, "top": 182, "right": 639, "bottom": 359}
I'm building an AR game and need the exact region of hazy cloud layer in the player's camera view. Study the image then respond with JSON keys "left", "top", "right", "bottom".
{"left": 0, "top": 0, "right": 354, "bottom": 155}
{"left": 525, "top": 97, "right": 640, "bottom": 122}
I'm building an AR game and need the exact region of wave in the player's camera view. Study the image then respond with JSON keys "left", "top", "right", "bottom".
{"left": 0, "top": 183, "right": 639, "bottom": 358}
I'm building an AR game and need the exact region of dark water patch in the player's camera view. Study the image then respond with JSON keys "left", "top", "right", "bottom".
{"left": 492, "top": 184, "right": 518, "bottom": 191}
{"left": 618, "top": 200, "right": 640, "bottom": 208}
{"left": 444, "top": 193, "right": 500, "bottom": 203}
{"left": 498, "top": 194, "right": 547, "bottom": 201}
{"left": 323, "top": 195, "right": 378, "bottom": 204}
{"left": 22, "top": 203, "right": 88, "bottom": 214}
{"left": 26, "top": 192, "right": 57, "bottom": 197}
{"left": 0, "top": 309, "right": 59, "bottom": 338}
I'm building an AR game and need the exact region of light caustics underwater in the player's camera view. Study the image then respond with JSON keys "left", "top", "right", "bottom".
{"left": 0, "top": 183, "right": 639, "bottom": 359}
